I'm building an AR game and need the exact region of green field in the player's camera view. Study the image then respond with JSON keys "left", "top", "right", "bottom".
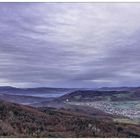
{"left": 113, "top": 118, "right": 140, "bottom": 125}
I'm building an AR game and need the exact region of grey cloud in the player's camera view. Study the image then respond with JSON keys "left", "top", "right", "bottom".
{"left": 0, "top": 3, "right": 140, "bottom": 87}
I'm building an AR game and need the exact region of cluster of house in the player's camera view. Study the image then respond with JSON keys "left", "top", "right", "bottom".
{"left": 67, "top": 100, "right": 140, "bottom": 119}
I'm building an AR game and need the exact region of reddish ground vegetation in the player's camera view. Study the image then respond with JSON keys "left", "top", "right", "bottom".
{"left": 0, "top": 101, "right": 140, "bottom": 138}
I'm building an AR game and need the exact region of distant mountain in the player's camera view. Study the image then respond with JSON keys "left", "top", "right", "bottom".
{"left": 33, "top": 88, "right": 140, "bottom": 108}
{"left": 57, "top": 90, "right": 140, "bottom": 102}
{"left": 0, "top": 86, "right": 74, "bottom": 95}
{"left": 97, "top": 87, "right": 140, "bottom": 91}
{"left": 0, "top": 86, "right": 74, "bottom": 105}
{"left": 0, "top": 94, "right": 53, "bottom": 105}
{"left": 1, "top": 86, "right": 140, "bottom": 94}
{"left": 0, "top": 86, "right": 73, "bottom": 93}
{"left": 59, "top": 90, "right": 116, "bottom": 99}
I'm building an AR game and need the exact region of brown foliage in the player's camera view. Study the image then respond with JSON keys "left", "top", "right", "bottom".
{"left": 0, "top": 101, "right": 140, "bottom": 138}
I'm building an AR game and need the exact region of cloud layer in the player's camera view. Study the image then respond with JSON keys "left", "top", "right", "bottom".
{"left": 0, "top": 3, "right": 140, "bottom": 88}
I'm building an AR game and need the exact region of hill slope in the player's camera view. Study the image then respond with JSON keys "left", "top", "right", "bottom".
{"left": 0, "top": 100, "right": 140, "bottom": 138}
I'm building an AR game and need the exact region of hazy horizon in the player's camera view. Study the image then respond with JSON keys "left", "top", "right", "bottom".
{"left": 0, "top": 3, "right": 140, "bottom": 88}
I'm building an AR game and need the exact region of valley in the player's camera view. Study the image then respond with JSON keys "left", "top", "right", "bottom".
{"left": 0, "top": 86, "right": 140, "bottom": 137}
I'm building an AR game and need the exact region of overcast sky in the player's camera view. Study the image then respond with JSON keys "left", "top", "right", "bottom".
{"left": 0, "top": 3, "right": 140, "bottom": 88}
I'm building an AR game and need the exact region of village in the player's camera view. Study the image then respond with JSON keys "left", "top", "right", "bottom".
{"left": 67, "top": 101, "right": 140, "bottom": 119}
